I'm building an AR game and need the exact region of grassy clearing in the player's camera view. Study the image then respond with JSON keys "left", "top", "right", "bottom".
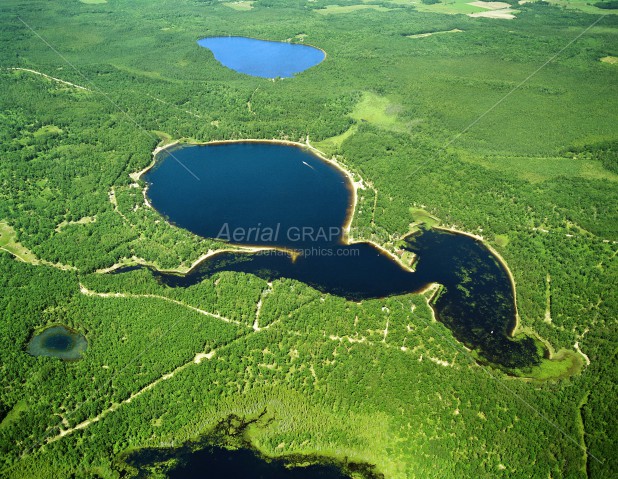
{"left": 222, "top": 1, "right": 254, "bottom": 11}
{"left": 527, "top": 0, "right": 618, "bottom": 15}
{"left": 468, "top": 8, "right": 518, "bottom": 19}
{"left": 0, "top": 222, "right": 39, "bottom": 264}
{"left": 152, "top": 130, "right": 173, "bottom": 145}
{"left": 350, "top": 92, "right": 405, "bottom": 131}
{"left": 600, "top": 56, "right": 618, "bottom": 64}
{"left": 409, "top": 207, "right": 441, "bottom": 228}
{"left": 0, "top": 401, "right": 28, "bottom": 432}
{"left": 523, "top": 350, "right": 583, "bottom": 380}
{"left": 494, "top": 234, "right": 509, "bottom": 247}
{"left": 414, "top": 0, "right": 488, "bottom": 15}
{"left": 33, "top": 125, "right": 63, "bottom": 137}
{"left": 315, "top": 4, "right": 392, "bottom": 15}
{"left": 315, "top": 124, "right": 358, "bottom": 153}
{"left": 461, "top": 154, "right": 618, "bottom": 183}
{"left": 55, "top": 216, "right": 97, "bottom": 233}
{"left": 316, "top": 92, "right": 405, "bottom": 153}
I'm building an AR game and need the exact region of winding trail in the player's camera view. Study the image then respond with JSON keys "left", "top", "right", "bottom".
{"left": 253, "top": 281, "right": 273, "bottom": 331}
{"left": 45, "top": 282, "right": 288, "bottom": 444}
{"left": 8, "top": 67, "right": 90, "bottom": 91}
{"left": 48, "top": 347, "right": 218, "bottom": 443}
{"left": 79, "top": 283, "right": 246, "bottom": 327}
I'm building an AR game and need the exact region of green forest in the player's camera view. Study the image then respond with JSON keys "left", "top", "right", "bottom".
{"left": 0, "top": 0, "right": 616, "bottom": 478}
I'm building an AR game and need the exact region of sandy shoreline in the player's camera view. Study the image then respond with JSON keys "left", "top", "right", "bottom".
{"left": 97, "top": 245, "right": 300, "bottom": 276}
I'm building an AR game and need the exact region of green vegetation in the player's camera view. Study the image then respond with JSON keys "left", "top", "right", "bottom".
{"left": 594, "top": 0, "right": 618, "bottom": 9}
{"left": 539, "top": 0, "right": 618, "bottom": 14}
{"left": 0, "top": 0, "right": 616, "bottom": 478}
{"left": 407, "top": 28, "right": 463, "bottom": 38}
{"left": 315, "top": 4, "right": 393, "bottom": 14}
{"left": 522, "top": 349, "right": 584, "bottom": 380}
{"left": 413, "top": 0, "right": 490, "bottom": 15}
{"left": 0, "top": 222, "right": 40, "bottom": 264}
{"left": 222, "top": 1, "right": 255, "bottom": 10}
{"left": 350, "top": 92, "right": 406, "bottom": 132}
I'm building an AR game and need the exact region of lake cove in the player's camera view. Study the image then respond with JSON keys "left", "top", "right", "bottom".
{"left": 126, "top": 444, "right": 356, "bottom": 479}
{"left": 27, "top": 325, "right": 87, "bottom": 361}
{"left": 123, "top": 414, "right": 379, "bottom": 479}
{"left": 196, "top": 37, "right": 325, "bottom": 78}
{"left": 135, "top": 142, "right": 542, "bottom": 370}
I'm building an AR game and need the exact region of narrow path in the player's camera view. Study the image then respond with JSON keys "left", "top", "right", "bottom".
{"left": 371, "top": 185, "right": 378, "bottom": 226}
{"left": 382, "top": 317, "right": 390, "bottom": 343}
{"left": 253, "top": 281, "right": 273, "bottom": 331}
{"left": 79, "top": 284, "right": 246, "bottom": 327}
{"left": 1, "top": 246, "right": 76, "bottom": 271}
{"left": 544, "top": 273, "right": 552, "bottom": 323}
{"left": 247, "top": 87, "right": 259, "bottom": 114}
{"left": 0, "top": 246, "right": 30, "bottom": 263}
{"left": 48, "top": 347, "right": 218, "bottom": 443}
{"left": 574, "top": 342, "right": 591, "bottom": 366}
{"left": 108, "top": 187, "right": 131, "bottom": 225}
{"left": 8, "top": 67, "right": 90, "bottom": 90}
{"left": 145, "top": 93, "right": 203, "bottom": 119}
{"left": 45, "top": 289, "right": 277, "bottom": 444}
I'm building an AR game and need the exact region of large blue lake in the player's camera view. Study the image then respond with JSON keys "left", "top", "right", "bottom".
{"left": 197, "top": 37, "right": 325, "bottom": 78}
{"left": 138, "top": 142, "right": 541, "bottom": 371}
{"left": 122, "top": 141, "right": 544, "bottom": 477}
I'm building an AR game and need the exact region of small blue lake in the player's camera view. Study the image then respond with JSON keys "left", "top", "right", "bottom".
{"left": 197, "top": 36, "right": 325, "bottom": 78}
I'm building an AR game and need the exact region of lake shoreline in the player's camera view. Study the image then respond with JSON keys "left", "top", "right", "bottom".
{"left": 130, "top": 138, "right": 417, "bottom": 273}
{"left": 96, "top": 246, "right": 300, "bottom": 275}
{"left": 196, "top": 35, "right": 327, "bottom": 78}
{"left": 432, "top": 226, "right": 521, "bottom": 338}
{"left": 201, "top": 34, "right": 329, "bottom": 62}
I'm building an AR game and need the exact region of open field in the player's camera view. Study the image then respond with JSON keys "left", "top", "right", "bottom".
{"left": 222, "top": 1, "right": 255, "bottom": 11}
{"left": 0, "top": 222, "right": 39, "bottom": 264}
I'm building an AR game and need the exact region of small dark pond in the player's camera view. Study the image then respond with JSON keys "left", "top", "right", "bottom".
{"left": 27, "top": 325, "right": 87, "bottom": 361}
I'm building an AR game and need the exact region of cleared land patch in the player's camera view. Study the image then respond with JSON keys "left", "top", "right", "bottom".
{"left": 407, "top": 29, "right": 464, "bottom": 39}
{"left": 34, "top": 125, "right": 63, "bottom": 137}
{"left": 468, "top": 9, "right": 517, "bottom": 18}
{"left": 414, "top": 0, "right": 491, "bottom": 15}
{"left": 524, "top": 0, "right": 618, "bottom": 14}
{"left": 315, "top": 4, "right": 392, "bottom": 14}
{"left": 467, "top": 1, "right": 517, "bottom": 18}
{"left": 316, "top": 92, "right": 406, "bottom": 153}
{"left": 55, "top": 216, "right": 97, "bottom": 232}
{"left": 600, "top": 56, "right": 618, "bottom": 64}
{"left": 0, "top": 221, "right": 39, "bottom": 264}
{"left": 222, "top": 1, "right": 254, "bottom": 10}
{"left": 468, "top": 1, "right": 511, "bottom": 8}
{"left": 350, "top": 92, "right": 405, "bottom": 131}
